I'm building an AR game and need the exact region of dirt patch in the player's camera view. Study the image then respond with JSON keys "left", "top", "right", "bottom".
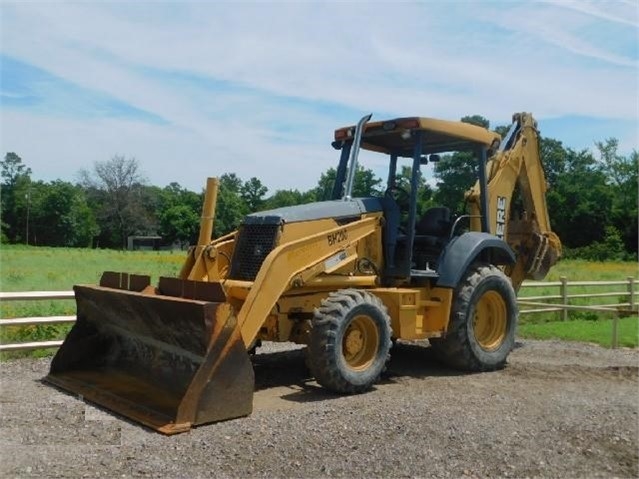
{"left": 1, "top": 339, "right": 637, "bottom": 478}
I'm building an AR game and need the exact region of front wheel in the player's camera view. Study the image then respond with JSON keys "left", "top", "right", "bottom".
{"left": 430, "top": 264, "right": 517, "bottom": 371}
{"left": 308, "top": 289, "right": 392, "bottom": 393}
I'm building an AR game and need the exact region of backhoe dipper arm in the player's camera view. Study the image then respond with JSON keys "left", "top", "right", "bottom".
{"left": 466, "top": 113, "right": 562, "bottom": 290}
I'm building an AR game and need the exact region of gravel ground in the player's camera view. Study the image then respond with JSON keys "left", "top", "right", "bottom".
{"left": 1, "top": 339, "right": 637, "bottom": 478}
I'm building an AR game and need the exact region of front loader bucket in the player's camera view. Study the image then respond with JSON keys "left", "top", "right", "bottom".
{"left": 45, "top": 272, "right": 254, "bottom": 435}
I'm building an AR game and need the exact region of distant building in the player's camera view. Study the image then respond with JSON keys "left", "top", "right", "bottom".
{"left": 127, "top": 235, "right": 162, "bottom": 251}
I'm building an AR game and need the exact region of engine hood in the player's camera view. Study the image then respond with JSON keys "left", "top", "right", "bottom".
{"left": 243, "top": 198, "right": 383, "bottom": 226}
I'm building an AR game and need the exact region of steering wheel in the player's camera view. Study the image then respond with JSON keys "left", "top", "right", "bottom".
{"left": 384, "top": 185, "right": 410, "bottom": 209}
{"left": 384, "top": 186, "right": 411, "bottom": 234}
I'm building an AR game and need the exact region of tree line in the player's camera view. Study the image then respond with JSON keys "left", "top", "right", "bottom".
{"left": 1, "top": 116, "right": 636, "bottom": 260}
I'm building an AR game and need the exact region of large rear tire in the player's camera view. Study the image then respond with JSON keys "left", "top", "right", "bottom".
{"left": 309, "top": 289, "right": 392, "bottom": 393}
{"left": 430, "top": 263, "right": 517, "bottom": 371}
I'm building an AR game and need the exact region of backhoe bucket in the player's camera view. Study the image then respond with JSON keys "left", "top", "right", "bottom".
{"left": 45, "top": 272, "right": 254, "bottom": 435}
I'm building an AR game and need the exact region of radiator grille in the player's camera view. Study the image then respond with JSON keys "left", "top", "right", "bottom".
{"left": 229, "top": 224, "right": 280, "bottom": 281}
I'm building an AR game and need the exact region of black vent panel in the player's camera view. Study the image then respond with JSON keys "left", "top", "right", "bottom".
{"left": 229, "top": 224, "right": 280, "bottom": 281}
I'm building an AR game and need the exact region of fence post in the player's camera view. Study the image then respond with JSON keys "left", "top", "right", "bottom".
{"left": 560, "top": 276, "right": 568, "bottom": 321}
{"left": 611, "top": 315, "right": 619, "bottom": 349}
{"left": 628, "top": 277, "right": 636, "bottom": 311}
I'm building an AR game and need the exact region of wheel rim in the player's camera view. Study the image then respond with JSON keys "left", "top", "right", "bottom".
{"left": 473, "top": 290, "right": 507, "bottom": 351}
{"left": 342, "top": 314, "right": 379, "bottom": 371}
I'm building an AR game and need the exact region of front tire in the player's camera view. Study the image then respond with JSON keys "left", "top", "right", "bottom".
{"left": 431, "top": 263, "right": 517, "bottom": 371}
{"left": 309, "top": 289, "right": 392, "bottom": 393}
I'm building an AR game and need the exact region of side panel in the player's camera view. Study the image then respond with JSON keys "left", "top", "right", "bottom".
{"left": 436, "top": 232, "right": 516, "bottom": 289}
{"left": 275, "top": 285, "right": 453, "bottom": 343}
{"left": 373, "top": 287, "right": 453, "bottom": 340}
{"left": 373, "top": 288, "right": 421, "bottom": 339}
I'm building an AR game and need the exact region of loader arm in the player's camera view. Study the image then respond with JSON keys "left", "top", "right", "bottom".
{"left": 223, "top": 216, "right": 380, "bottom": 348}
{"left": 466, "top": 113, "right": 562, "bottom": 290}
{"left": 178, "top": 177, "right": 238, "bottom": 283}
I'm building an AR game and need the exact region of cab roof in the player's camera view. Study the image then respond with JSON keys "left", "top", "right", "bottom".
{"left": 334, "top": 116, "right": 501, "bottom": 157}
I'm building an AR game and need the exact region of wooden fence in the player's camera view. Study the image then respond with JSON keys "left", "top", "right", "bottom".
{"left": 0, "top": 291, "right": 74, "bottom": 352}
{"left": 518, "top": 277, "right": 637, "bottom": 318}
{"left": 518, "top": 276, "right": 637, "bottom": 348}
{"left": 1, "top": 277, "right": 637, "bottom": 352}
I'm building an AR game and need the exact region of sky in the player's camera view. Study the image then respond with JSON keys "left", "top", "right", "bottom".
{"left": 1, "top": 1, "right": 637, "bottom": 193}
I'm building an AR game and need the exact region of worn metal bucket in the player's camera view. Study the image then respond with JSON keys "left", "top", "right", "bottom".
{"left": 45, "top": 272, "right": 254, "bottom": 435}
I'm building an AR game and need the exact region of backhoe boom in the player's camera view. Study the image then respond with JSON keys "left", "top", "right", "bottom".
{"left": 467, "top": 113, "right": 561, "bottom": 289}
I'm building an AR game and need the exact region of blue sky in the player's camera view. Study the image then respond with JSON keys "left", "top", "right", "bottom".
{"left": 1, "top": 1, "right": 637, "bottom": 192}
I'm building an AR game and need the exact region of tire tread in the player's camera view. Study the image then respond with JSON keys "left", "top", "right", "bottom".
{"left": 309, "top": 289, "right": 391, "bottom": 393}
{"left": 431, "top": 264, "right": 517, "bottom": 372}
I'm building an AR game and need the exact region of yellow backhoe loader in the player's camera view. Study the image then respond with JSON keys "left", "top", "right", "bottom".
{"left": 46, "top": 112, "right": 561, "bottom": 434}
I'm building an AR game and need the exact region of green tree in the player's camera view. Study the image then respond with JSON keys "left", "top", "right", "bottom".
{"left": 79, "top": 155, "right": 152, "bottom": 248}
{"left": 597, "top": 138, "right": 635, "bottom": 187}
{"left": 263, "top": 189, "right": 316, "bottom": 210}
{"left": 214, "top": 189, "right": 245, "bottom": 237}
{"left": 241, "top": 177, "right": 268, "bottom": 212}
{"left": 461, "top": 114, "right": 489, "bottom": 129}
{"left": 314, "top": 165, "right": 383, "bottom": 200}
{"left": 353, "top": 165, "right": 383, "bottom": 197}
{"left": 156, "top": 182, "right": 202, "bottom": 246}
{"left": 432, "top": 115, "right": 490, "bottom": 213}
{"left": 1, "top": 152, "right": 32, "bottom": 243}
{"left": 540, "top": 137, "right": 569, "bottom": 188}
{"left": 493, "top": 124, "right": 511, "bottom": 138}
{"left": 30, "top": 181, "right": 98, "bottom": 247}
{"left": 386, "top": 164, "right": 435, "bottom": 228}
{"left": 595, "top": 139, "right": 638, "bottom": 255}
{"left": 433, "top": 151, "right": 477, "bottom": 213}
{"left": 213, "top": 173, "right": 249, "bottom": 237}
{"left": 160, "top": 204, "right": 200, "bottom": 246}
{"left": 546, "top": 148, "right": 613, "bottom": 248}
{"left": 314, "top": 168, "right": 336, "bottom": 201}
{"left": 220, "top": 173, "right": 243, "bottom": 193}
{"left": 568, "top": 226, "right": 627, "bottom": 261}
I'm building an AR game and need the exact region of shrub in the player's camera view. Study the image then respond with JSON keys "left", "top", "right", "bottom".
{"left": 565, "top": 226, "right": 629, "bottom": 261}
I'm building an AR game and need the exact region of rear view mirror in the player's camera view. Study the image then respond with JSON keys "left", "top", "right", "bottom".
{"left": 429, "top": 154, "right": 441, "bottom": 162}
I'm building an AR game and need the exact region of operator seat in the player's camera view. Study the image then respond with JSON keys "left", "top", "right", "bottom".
{"left": 414, "top": 207, "right": 451, "bottom": 247}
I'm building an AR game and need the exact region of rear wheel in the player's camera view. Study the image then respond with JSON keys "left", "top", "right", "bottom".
{"left": 309, "top": 289, "right": 391, "bottom": 393}
{"left": 430, "top": 263, "right": 517, "bottom": 371}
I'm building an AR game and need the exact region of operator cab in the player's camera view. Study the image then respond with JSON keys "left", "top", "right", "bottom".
{"left": 332, "top": 116, "right": 501, "bottom": 285}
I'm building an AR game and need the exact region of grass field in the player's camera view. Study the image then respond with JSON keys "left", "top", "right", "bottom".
{"left": 1, "top": 245, "right": 185, "bottom": 290}
{"left": 543, "top": 259, "right": 638, "bottom": 281}
{"left": 1, "top": 245, "right": 637, "bottom": 355}
{"left": 519, "top": 317, "right": 638, "bottom": 348}
{"left": 1, "top": 245, "right": 185, "bottom": 318}
{"left": 513, "top": 259, "right": 638, "bottom": 347}
{"left": 1, "top": 245, "right": 187, "bottom": 357}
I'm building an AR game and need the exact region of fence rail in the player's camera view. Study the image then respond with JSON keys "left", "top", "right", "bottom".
{"left": 1, "top": 291, "right": 77, "bottom": 352}
{"left": 518, "top": 277, "right": 637, "bottom": 318}
{"left": 1, "top": 278, "right": 637, "bottom": 352}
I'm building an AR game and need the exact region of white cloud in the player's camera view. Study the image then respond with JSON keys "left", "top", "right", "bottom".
{"left": 1, "top": 1, "right": 637, "bottom": 191}
{"left": 487, "top": 2, "right": 637, "bottom": 68}
{"left": 0, "top": 110, "right": 338, "bottom": 192}
{"left": 547, "top": 0, "right": 638, "bottom": 28}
